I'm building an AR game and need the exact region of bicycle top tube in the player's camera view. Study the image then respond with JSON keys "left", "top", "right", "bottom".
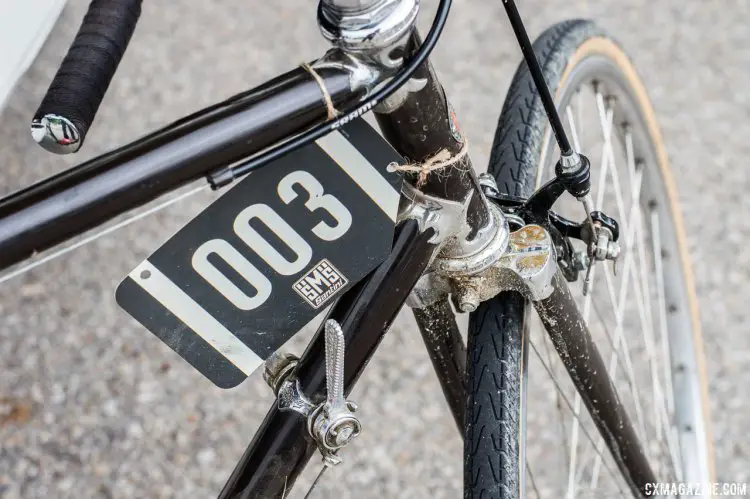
{"left": 0, "top": 67, "right": 360, "bottom": 271}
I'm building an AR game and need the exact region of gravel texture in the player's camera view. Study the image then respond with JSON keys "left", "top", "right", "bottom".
{"left": 1, "top": 0, "right": 748, "bottom": 497}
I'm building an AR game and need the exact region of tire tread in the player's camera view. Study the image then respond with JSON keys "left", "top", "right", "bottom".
{"left": 465, "top": 19, "right": 608, "bottom": 499}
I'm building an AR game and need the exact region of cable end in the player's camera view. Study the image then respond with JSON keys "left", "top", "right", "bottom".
{"left": 208, "top": 167, "right": 235, "bottom": 190}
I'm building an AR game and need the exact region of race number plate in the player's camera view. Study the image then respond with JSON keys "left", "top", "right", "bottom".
{"left": 116, "top": 119, "right": 403, "bottom": 388}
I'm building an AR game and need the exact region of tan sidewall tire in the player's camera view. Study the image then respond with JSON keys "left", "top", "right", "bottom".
{"left": 555, "top": 37, "right": 715, "bottom": 482}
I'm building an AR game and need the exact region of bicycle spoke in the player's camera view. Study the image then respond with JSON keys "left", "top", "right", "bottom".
{"left": 631, "top": 210, "right": 669, "bottom": 418}
{"left": 303, "top": 465, "right": 329, "bottom": 499}
{"left": 565, "top": 395, "right": 583, "bottom": 499}
{"left": 590, "top": 261, "right": 639, "bottom": 487}
{"left": 632, "top": 210, "right": 663, "bottom": 433}
{"left": 573, "top": 439, "right": 596, "bottom": 490}
{"left": 597, "top": 157, "right": 646, "bottom": 405}
{"left": 623, "top": 223, "right": 680, "bottom": 480}
{"left": 592, "top": 142, "right": 645, "bottom": 414}
{"left": 624, "top": 132, "right": 658, "bottom": 382}
{"left": 529, "top": 339, "right": 627, "bottom": 497}
{"left": 565, "top": 280, "right": 597, "bottom": 499}
{"left": 656, "top": 389, "right": 683, "bottom": 481}
{"left": 650, "top": 209, "right": 676, "bottom": 416}
{"left": 651, "top": 208, "right": 683, "bottom": 481}
{"left": 527, "top": 459, "right": 543, "bottom": 499}
{"left": 624, "top": 130, "right": 676, "bottom": 450}
{"left": 566, "top": 105, "right": 582, "bottom": 152}
{"left": 593, "top": 96, "right": 612, "bottom": 210}
{"left": 591, "top": 299, "right": 647, "bottom": 440}
{"left": 576, "top": 88, "right": 584, "bottom": 151}
{"left": 591, "top": 231, "right": 665, "bottom": 487}
{"left": 595, "top": 92, "right": 627, "bottom": 226}
{"left": 541, "top": 331, "right": 572, "bottom": 473}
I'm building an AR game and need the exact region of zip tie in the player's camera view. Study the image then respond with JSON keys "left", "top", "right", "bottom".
{"left": 387, "top": 139, "right": 469, "bottom": 187}
{"left": 301, "top": 62, "right": 340, "bottom": 121}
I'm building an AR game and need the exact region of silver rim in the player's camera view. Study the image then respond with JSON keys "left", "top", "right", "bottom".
{"left": 521, "top": 54, "right": 710, "bottom": 497}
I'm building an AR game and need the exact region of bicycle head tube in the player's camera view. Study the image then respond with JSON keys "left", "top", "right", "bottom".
{"left": 318, "top": 0, "right": 419, "bottom": 68}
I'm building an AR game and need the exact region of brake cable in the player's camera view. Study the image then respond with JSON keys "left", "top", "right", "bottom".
{"left": 208, "top": 0, "right": 453, "bottom": 189}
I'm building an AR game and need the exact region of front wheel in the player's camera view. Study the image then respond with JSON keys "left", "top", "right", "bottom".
{"left": 465, "top": 19, "right": 714, "bottom": 498}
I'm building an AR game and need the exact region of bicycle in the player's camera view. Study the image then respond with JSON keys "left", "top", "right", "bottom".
{"left": 0, "top": 0, "right": 714, "bottom": 497}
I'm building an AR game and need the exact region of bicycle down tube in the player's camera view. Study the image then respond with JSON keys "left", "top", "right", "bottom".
{"left": 219, "top": 220, "right": 437, "bottom": 498}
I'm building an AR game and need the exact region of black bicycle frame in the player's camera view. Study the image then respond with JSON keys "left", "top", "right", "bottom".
{"left": 0, "top": 34, "right": 655, "bottom": 499}
{"left": 0, "top": 66, "right": 362, "bottom": 269}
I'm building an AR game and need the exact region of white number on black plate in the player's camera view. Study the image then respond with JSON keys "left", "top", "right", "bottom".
{"left": 116, "top": 119, "right": 403, "bottom": 388}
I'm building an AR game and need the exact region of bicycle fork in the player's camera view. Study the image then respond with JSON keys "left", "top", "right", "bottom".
{"left": 406, "top": 169, "right": 657, "bottom": 496}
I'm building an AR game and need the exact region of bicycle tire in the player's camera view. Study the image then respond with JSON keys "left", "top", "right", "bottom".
{"left": 465, "top": 19, "right": 714, "bottom": 498}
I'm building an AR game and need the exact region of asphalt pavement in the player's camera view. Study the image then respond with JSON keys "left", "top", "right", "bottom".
{"left": 1, "top": 1, "right": 748, "bottom": 497}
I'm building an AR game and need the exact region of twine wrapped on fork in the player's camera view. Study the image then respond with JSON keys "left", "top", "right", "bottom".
{"left": 386, "top": 139, "right": 469, "bottom": 186}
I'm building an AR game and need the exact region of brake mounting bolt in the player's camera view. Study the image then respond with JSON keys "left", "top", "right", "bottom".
{"left": 456, "top": 285, "right": 480, "bottom": 313}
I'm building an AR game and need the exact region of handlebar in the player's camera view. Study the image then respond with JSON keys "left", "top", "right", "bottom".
{"left": 31, "top": 0, "right": 142, "bottom": 154}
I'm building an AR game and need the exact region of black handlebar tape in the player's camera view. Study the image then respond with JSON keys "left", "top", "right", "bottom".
{"left": 31, "top": 0, "right": 142, "bottom": 154}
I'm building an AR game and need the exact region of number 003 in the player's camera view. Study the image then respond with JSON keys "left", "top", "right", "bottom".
{"left": 191, "top": 170, "right": 351, "bottom": 310}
